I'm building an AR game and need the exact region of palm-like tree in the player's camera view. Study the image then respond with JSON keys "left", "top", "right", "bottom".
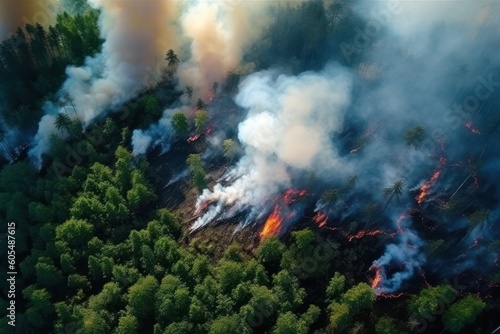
{"left": 404, "top": 125, "right": 425, "bottom": 150}
{"left": 54, "top": 113, "right": 73, "bottom": 137}
{"left": 382, "top": 179, "right": 404, "bottom": 212}
{"left": 196, "top": 98, "right": 207, "bottom": 111}
{"left": 165, "top": 49, "right": 179, "bottom": 70}
{"left": 186, "top": 86, "right": 193, "bottom": 101}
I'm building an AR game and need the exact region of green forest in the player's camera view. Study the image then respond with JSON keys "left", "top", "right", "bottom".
{"left": 1, "top": 1, "right": 499, "bottom": 333}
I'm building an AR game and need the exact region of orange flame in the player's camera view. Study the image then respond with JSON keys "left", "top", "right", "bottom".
{"left": 313, "top": 211, "right": 327, "bottom": 227}
{"left": 260, "top": 205, "right": 282, "bottom": 240}
{"left": 416, "top": 170, "right": 441, "bottom": 204}
{"left": 347, "top": 229, "right": 384, "bottom": 242}
{"left": 371, "top": 266, "right": 383, "bottom": 290}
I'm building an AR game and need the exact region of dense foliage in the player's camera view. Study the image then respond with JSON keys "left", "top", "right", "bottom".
{"left": 0, "top": 2, "right": 497, "bottom": 333}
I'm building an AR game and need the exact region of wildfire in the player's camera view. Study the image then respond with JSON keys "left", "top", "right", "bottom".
{"left": 347, "top": 229, "right": 385, "bottom": 242}
{"left": 313, "top": 211, "right": 327, "bottom": 227}
{"left": 370, "top": 266, "right": 383, "bottom": 291}
{"left": 187, "top": 133, "right": 202, "bottom": 143}
{"left": 194, "top": 200, "right": 213, "bottom": 215}
{"left": 416, "top": 170, "right": 441, "bottom": 204}
{"left": 260, "top": 205, "right": 282, "bottom": 240}
{"left": 464, "top": 120, "right": 481, "bottom": 134}
{"left": 283, "top": 188, "right": 306, "bottom": 205}
{"left": 187, "top": 127, "right": 213, "bottom": 143}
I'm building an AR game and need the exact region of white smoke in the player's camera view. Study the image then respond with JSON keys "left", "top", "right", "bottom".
{"left": 29, "top": 0, "right": 180, "bottom": 165}
{"left": 131, "top": 107, "right": 181, "bottom": 156}
{"left": 192, "top": 64, "right": 353, "bottom": 230}
{"left": 371, "top": 215, "right": 425, "bottom": 294}
{"left": 177, "top": 0, "right": 271, "bottom": 100}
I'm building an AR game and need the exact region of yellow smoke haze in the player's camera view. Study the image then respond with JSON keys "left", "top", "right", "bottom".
{"left": 0, "top": 0, "right": 59, "bottom": 40}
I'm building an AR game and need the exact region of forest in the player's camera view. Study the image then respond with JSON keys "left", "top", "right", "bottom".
{"left": 0, "top": 0, "right": 499, "bottom": 333}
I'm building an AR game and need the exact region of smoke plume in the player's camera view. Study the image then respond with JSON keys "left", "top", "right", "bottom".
{"left": 29, "top": 0, "right": 180, "bottom": 165}
{"left": 0, "top": 0, "right": 59, "bottom": 41}
{"left": 192, "top": 65, "right": 353, "bottom": 230}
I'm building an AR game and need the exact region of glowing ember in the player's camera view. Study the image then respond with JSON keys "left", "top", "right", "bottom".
{"left": 347, "top": 229, "right": 384, "bottom": 242}
{"left": 260, "top": 205, "right": 282, "bottom": 240}
{"left": 416, "top": 170, "right": 441, "bottom": 204}
{"left": 371, "top": 266, "right": 383, "bottom": 291}
{"left": 313, "top": 211, "right": 327, "bottom": 227}
{"left": 283, "top": 188, "right": 306, "bottom": 205}
{"left": 187, "top": 133, "right": 202, "bottom": 143}
{"left": 464, "top": 120, "right": 481, "bottom": 134}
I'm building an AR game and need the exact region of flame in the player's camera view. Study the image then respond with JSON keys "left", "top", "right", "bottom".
{"left": 464, "top": 120, "right": 481, "bottom": 134}
{"left": 371, "top": 266, "right": 383, "bottom": 291}
{"left": 187, "top": 133, "right": 202, "bottom": 143}
{"left": 347, "top": 229, "right": 384, "bottom": 242}
{"left": 260, "top": 205, "right": 282, "bottom": 240}
{"left": 416, "top": 170, "right": 441, "bottom": 204}
{"left": 313, "top": 211, "right": 327, "bottom": 227}
{"left": 283, "top": 188, "right": 306, "bottom": 205}
{"left": 194, "top": 200, "right": 213, "bottom": 215}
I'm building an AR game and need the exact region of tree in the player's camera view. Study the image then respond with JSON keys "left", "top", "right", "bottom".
{"left": 404, "top": 125, "right": 425, "bottom": 150}
{"left": 256, "top": 236, "right": 285, "bottom": 264}
{"left": 328, "top": 302, "right": 351, "bottom": 332}
{"left": 165, "top": 49, "right": 179, "bottom": 70}
{"left": 186, "top": 154, "right": 203, "bottom": 170}
{"left": 216, "top": 259, "right": 245, "bottom": 293}
{"left": 55, "top": 218, "right": 93, "bottom": 248}
{"left": 128, "top": 275, "right": 159, "bottom": 320}
{"left": 409, "top": 285, "right": 456, "bottom": 319}
{"left": 196, "top": 98, "right": 207, "bottom": 111}
{"left": 127, "top": 170, "right": 156, "bottom": 210}
{"left": 375, "top": 316, "right": 398, "bottom": 334}
{"left": 340, "top": 283, "right": 375, "bottom": 313}
{"left": 291, "top": 228, "right": 315, "bottom": 251}
{"left": 326, "top": 272, "right": 346, "bottom": 301}
{"left": 185, "top": 85, "right": 194, "bottom": 100}
{"left": 171, "top": 111, "right": 189, "bottom": 136}
{"left": 54, "top": 112, "right": 73, "bottom": 137}
{"left": 116, "top": 315, "right": 139, "bottom": 334}
{"left": 442, "top": 295, "right": 485, "bottom": 333}
{"left": 382, "top": 179, "right": 404, "bottom": 212}
{"left": 209, "top": 315, "right": 242, "bottom": 334}
{"left": 223, "top": 139, "right": 237, "bottom": 160}
{"left": 195, "top": 110, "right": 209, "bottom": 132}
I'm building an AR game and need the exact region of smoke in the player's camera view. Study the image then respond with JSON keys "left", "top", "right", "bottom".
{"left": 191, "top": 0, "right": 500, "bottom": 292}
{"left": 371, "top": 214, "right": 425, "bottom": 294}
{"left": 351, "top": 0, "right": 500, "bottom": 290}
{"left": 131, "top": 107, "right": 182, "bottom": 156}
{"left": 176, "top": 1, "right": 270, "bottom": 97}
{"left": 29, "top": 0, "right": 180, "bottom": 165}
{"left": 0, "top": 0, "right": 59, "bottom": 41}
{"left": 192, "top": 64, "right": 353, "bottom": 229}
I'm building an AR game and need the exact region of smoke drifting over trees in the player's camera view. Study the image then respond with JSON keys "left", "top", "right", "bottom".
{"left": 1, "top": 0, "right": 500, "bottom": 332}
